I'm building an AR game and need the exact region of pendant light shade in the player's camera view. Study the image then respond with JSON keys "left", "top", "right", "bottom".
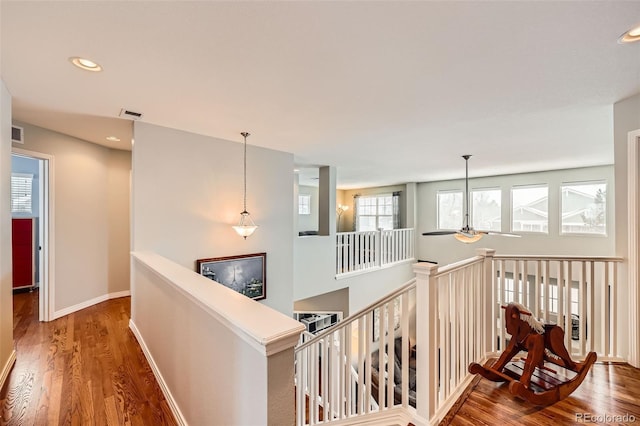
{"left": 233, "top": 132, "right": 258, "bottom": 239}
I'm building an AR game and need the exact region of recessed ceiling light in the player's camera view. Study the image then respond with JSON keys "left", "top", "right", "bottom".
{"left": 106, "top": 136, "right": 121, "bottom": 142}
{"left": 69, "top": 56, "right": 103, "bottom": 72}
{"left": 618, "top": 25, "right": 640, "bottom": 43}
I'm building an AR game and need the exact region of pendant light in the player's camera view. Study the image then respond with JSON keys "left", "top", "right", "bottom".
{"left": 232, "top": 132, "right": 258, "bottom": 239}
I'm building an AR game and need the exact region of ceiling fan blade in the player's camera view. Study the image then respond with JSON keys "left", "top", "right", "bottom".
{"left": 481, "top": 230, "right": 521, "bottom": 237}
{"left": 422, "top": 230, "right": 457, "bottom": 236}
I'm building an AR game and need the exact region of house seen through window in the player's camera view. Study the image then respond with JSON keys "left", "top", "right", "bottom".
{"left": 512, "top": 185, "right": 549, "bottom": 233}
{"left": 561, "top": 181, "right": 606, "bottom": 235}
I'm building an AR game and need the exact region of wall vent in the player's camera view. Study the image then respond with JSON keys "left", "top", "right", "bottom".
{"left": 11, "top": 125, "right": 24, "bottom": 144}
{"left": 119, "top": 108, "right": 144, "bottom": 120}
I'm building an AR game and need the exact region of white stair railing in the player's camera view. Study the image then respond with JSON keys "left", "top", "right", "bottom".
{"left": 492, "top": 255, "right": 624, "bottom": 360}
{"left": 297, "top": 250, "right": 624, "bottom": 426}
{"left": 336, "top": 228, "right": 414, "bottom": 275}
{"left": 295, "top": 278, "right": 417, "bottom": 425}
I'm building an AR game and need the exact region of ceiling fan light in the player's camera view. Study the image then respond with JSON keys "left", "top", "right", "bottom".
{"left": 454, "top": 232, "right": 483, "bottom": 244}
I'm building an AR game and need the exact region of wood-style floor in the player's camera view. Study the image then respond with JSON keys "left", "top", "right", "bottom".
{"left": 446, "top": 362, "right": 640, "bottom": 425}
{"left": 0, "top": 290, "right": 177, "bottom": 426}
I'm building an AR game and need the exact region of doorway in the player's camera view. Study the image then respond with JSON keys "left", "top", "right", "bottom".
{"left": 11, "top": 149, "right": 53, "bottom": 321}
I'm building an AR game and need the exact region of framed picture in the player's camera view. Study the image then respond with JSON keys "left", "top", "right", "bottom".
{"left": 196, "top": 252, "right": 266, "bottom": 301}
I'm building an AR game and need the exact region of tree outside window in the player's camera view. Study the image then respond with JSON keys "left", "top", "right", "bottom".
{"left": 437, "top": 191, "right": 462, "bottom": 230}
{"left": 561, "top": 181, "right": 606, "bottom": 235}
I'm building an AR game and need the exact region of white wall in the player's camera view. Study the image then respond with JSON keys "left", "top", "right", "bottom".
{"left": 417, "top": 166, "right": 615, "bottom": 265}
{"left": 297, "top": 185, "right": 318, "bottom": 233}
{"left": 12, "top": 122, "right": 131, "bottom": 314}
{"left": 107, "top": 150, "right": 131, "bottom": 294}
{"left": 131, "top": 122, "right": 294, "bottom": 315}
{"left": 613, "top": 93, "right": 640, "bottom": 363}
{"left": 0, "top": 79, "right": 15, "bottom": 384}
{"left": 293, "top": 233, "right": 415, "bottom": 312}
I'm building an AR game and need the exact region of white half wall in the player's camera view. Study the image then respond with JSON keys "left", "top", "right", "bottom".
{"left": 131, "top": 122, "right": 294, "bottom": 315}
{"left": 131, "top": 252, "right": 303, "bottom": 426}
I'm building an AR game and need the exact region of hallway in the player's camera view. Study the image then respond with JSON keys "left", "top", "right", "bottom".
{"left": 0, "top": 291, "right": 176, "bottom": 425}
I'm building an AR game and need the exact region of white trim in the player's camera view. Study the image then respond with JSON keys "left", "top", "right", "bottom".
{"left": 12, "top": 147, "right": 54, "bottom": 322}
{"left": 129, "top": 319, "right": 188, "bottom": 426}
{"left": 51, "top": 290, "right": 131, "bottom": 320}
{"left": 627, "top": 129, "right": 640, "bottom": 368}
{"left": 0, "top": 349, "right": 16, "bottom": 391}
{"left": 318, "top": 406, "right": 417, "bottom": 426}
{"left": 335, "top": 257, "right": 415, "bottom": 280}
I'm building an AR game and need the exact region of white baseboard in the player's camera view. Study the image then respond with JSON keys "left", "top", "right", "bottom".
{"left": 52, "top": 290, "right": 131, "bottom": 320}
{"left": 129, "top": 319, "right": 187, "bottom": 426}
{"left": 0, "top": 349, "right": 17, "bottom": 391}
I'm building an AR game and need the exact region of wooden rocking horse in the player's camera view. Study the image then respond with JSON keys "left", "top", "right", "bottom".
{"left": 469, "top": 302, "right": 597, "bottom": 405}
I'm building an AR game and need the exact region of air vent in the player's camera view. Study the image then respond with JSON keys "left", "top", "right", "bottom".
{"left": 11, "top": 125, "right": 24, "bottom": 144}
{"left": 119, "top": 108, "right": 144, "bottom": 120}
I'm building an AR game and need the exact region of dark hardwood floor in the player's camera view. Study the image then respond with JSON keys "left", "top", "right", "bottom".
{"left": 0, "top": 290, "right": 177, "bottom": 426}
{"left": 445, "top": 362, "right": 640, "bottom": 425}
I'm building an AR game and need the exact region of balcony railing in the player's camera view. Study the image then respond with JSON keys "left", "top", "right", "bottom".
{"left": 336, "top": 228, "right": 414, "bottom": 276}
{"left": 296, "top": 250, "right": 624, "bottom": 426}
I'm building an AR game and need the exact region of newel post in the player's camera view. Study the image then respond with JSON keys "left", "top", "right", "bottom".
{"left": 476, "top": 248, "right": 496, "bottom": 356}
{"left": 413, "top": 261, "right": 439, "bottom": 421}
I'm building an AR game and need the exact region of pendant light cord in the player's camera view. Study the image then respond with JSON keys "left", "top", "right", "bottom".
{"left": 241, "top": 132, "right": 250, "bottom": 213}
{"left": 463, "top": 155, "right": 471, "bottom": 229}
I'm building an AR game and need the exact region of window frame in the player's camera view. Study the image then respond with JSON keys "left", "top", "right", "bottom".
{"left": 510, "top": 184, "right": 549, "bottom": 234}
{"left": 470, "top": 187, "right": 502, "bottom": 232}
{"left": 436, "top": 189, "right": 463, "bottom": 231}
{"left": 11, "top": 172, "right": 33, "bottom": 214}
{"left": 559, "top": 180, "right": 607, "bottom": 237}
{"left": 356, "top": 194, "right": 393, "bottom": 232}
{"left": 298, "top": 194, "right": 311, "bottom": 215}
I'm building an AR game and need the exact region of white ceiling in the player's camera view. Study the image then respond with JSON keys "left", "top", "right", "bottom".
{"left": 2, "top": 1, "right": 639, "bottom": 189}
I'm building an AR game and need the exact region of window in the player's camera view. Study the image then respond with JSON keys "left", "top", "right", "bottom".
{"left": 11, "top": 173, "right": 33, "bottom": 214}
{"left": 511, "top": 185, "right": 548, "bottom": 233}
{"left": 540, "top": 283, "right": 579, "bottom": 315}
{"left": 561, "top": 181, "right": 606, "bottom": 235}
{"left": 471, "top": 188, "right": 501, "bottom": 231}
{"left": 437, "top": 190, "right": 462, "bottom": 230}
{"left": 298, "top": 194, "right": 311, "bottom": 215}
{"left": 357, "top": 194, "right": 393, "bottom": 231}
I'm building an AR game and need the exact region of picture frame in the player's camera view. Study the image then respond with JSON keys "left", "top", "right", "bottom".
{"left": 196, "top": 252, "right": 266, "bottom": 301}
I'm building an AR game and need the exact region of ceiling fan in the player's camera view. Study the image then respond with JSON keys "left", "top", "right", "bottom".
{"left": 422, "top": 155, "right": 520, "bottom": 243}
